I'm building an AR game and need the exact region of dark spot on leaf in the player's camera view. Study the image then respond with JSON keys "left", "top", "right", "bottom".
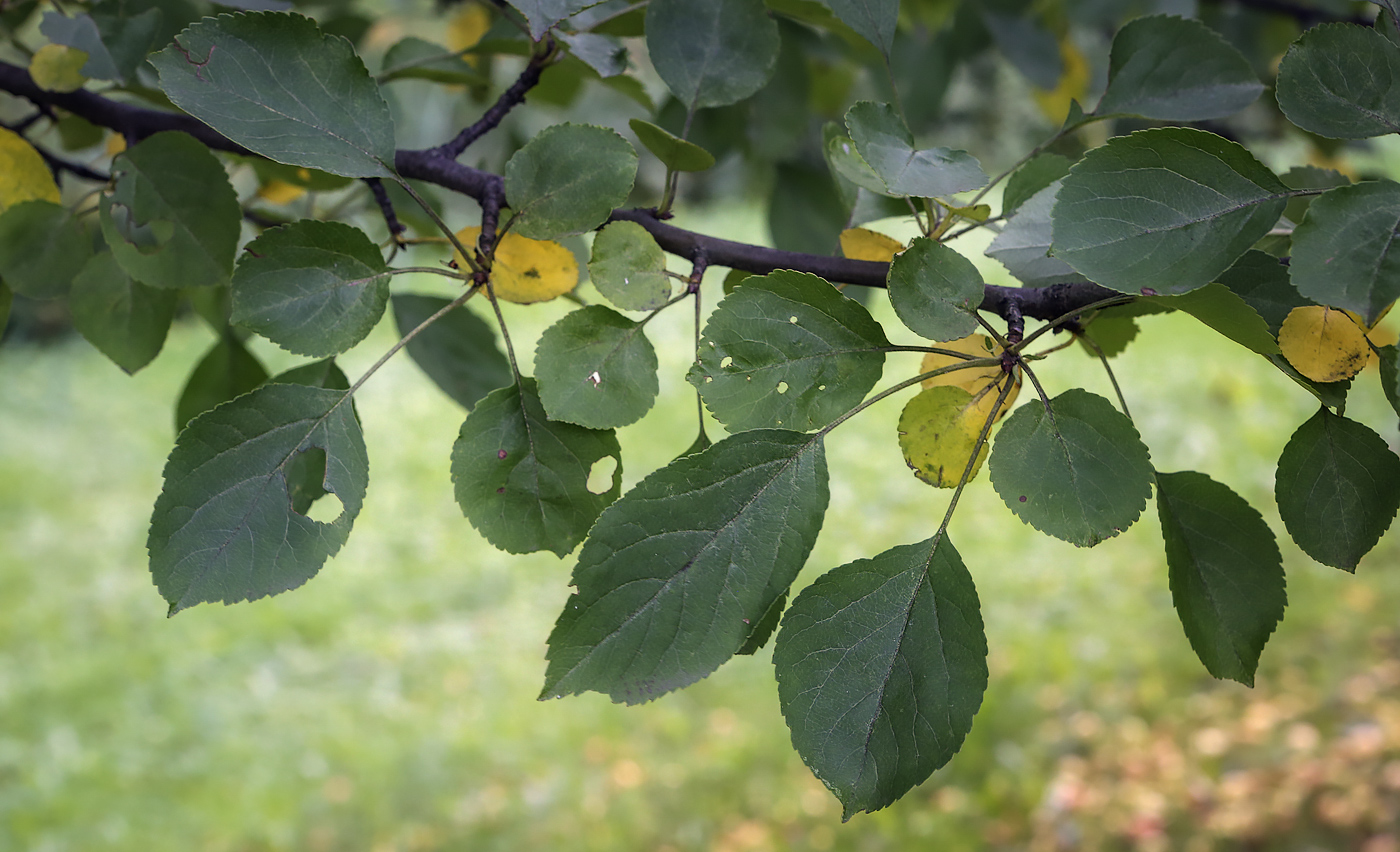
{"left": 1019, "top": 495, "right": 1027, "bottom": 502}
{"left": 498, "top": 449, "right": 508, "bottom": 459}
{"left": 1140, "top": 287, "right": 1157, "bottom": 296}
{"left": 497, "top": 487, "right": 505, "bottom": 493}
{"left": 524, "top": 268, "right": 541, "bottom": 278}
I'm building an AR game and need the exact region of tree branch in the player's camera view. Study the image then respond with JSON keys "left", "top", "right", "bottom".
{"left": 1198, "top": 0, "right": 1373, "bottom": 25}
{"left": 432, "top": 45, "right": 552, "bottom": 160}
{"left": 0, "top": 58, "right": 1124, "bottom": 324}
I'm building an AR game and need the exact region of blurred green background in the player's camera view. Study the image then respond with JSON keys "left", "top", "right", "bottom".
{"left": 3, "top": 200, "right": 1400, "bottom": 852}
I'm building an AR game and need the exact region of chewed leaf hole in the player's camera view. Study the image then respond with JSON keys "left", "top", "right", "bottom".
{"left": 305, "top": 491, "right": 345, "bottom": 524}
{"left": 587, "top": 455, "right": 618, "bottom": 494}
{"left": 286, "top": 446, "right": 343, "bottom": 523}
{"left": 720, "top": 356, "right": 734, "bottom": 369}
{"left": 777, "top": 381, "right": 789, "bottom": 394}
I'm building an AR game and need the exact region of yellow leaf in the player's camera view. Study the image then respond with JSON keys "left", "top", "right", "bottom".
{"left": 898, "top": 384, "right": 1012, "bottom": 488}
{"left": 105, "top": 133, "right": 127, "bottom": 157}
{"left": 920, "top": 334, "right": 1020, "bottom": 422}
{"left": 257, "top": 180, "right": 306, "bottom": 205}
{"left": 456, "top": 226, "right": 579, "bottom": 304}
{"left": 448, "top": 5, "right": 491, "bottom": 57}
{"left": 30, "top": 44, "right": 89, "bottom": 93}
{"left": 0, "top": 128, "right": 60, "bottom": 213}
{"left": 1032, "top": 39, "right": 1090, "bottom": 125}
{"left": 839, "top": 227, "right": 904, "bottom": 263}
{"left": 1278, "top": 306, "right": 1372, "bottom": 382}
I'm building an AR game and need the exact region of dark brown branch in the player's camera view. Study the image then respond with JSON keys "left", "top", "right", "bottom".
{"left": 1199, "top": 0, "right": 1373, "bottom": 25}
{"left": 433, "top": 46, "right": 552, "bottom": 160}
{"left": 0, "top": 58, "right": 1124, "bottom": 325}
{"left": 36, "top": 145, "right": 110, "bottom": 184}
{"left": 364, "top": 177, "right": 406, "bottom": 239}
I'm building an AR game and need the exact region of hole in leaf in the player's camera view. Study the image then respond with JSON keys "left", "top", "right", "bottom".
{"left": 587, "top": 455, "right": 618, "bottom": 494}
{"left": 777, "top": 381, "right": 789, "bottom": 394}
{"left": 789, "top": 316, "right": 798, "bottom": 324}
{"left": 306, "top": 491, "right": 345, "bottom": 524}
{"left": 818, "top": 384, "right": 826, "bottom": 391}
{"left": 720, "top": 356, "right": 733, "bottom": 369}
{"left": 286, "top": 446, "right": 343, "bottom": 523}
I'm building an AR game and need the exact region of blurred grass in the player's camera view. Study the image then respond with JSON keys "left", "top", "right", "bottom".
{"left": 2, "top": 205, "right": 1400, "bottom": 851}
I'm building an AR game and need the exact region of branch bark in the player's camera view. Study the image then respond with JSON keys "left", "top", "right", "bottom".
{"left": 0, "top": 59, "right": 1123, "bottom": 324}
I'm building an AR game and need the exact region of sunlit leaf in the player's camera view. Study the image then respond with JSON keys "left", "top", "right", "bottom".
{"left": 70, "top": 251, "right": 178, "bottom": 374}
{"left": 1276, "top": 23, "right": 1400, "bottom": 138}
{"left": 1290, "top": 181, "right": 1400, "bottom": 327}
{"left": 149, "top": 383, "right": 367, "bottom": 613}
{"left": 989, "top": 389, "right": 1153, "bottom": 547}
{"left": 646, "top": 0, "right": 780, "bottom": 109}
{"left": 898, "top": 384, "right": 1010, "bottom": 488}
{"left": 1095, "top": 15, "right": 1262, "bottom": 120}
{"left": 919, "top": 334, "right": 1020, "bottom": 420}
{"left": 845, "top": 101, "right": 987, "bottom": 199}
{"left": 1156, "top": 471, "right": 1285, "bottom": 686}
{"left": 535, "top": 306, "right": 659, "bottom": 429}
{"left": 152, "top": 12, "right": 397, "bottom": 178}
{"left": 392, "top": 294, "right": 512, "bottom": 410}
{"left": 543, "top": 430, "right": 828, "bottom": 703}
{"left": 100, "top": 131, "right": 240, "bottom": 291}
{"left": 587, "top": 220, "right": 671, "bottom": 311}
{"left": 688, "top": 270, "right": 889, "bottom": 432}
{"left": 628, "top": 119, "right": 715, "bottom": 172}
{"left": 28, "top": 43, "right": 89, "bottom": 92}
{"left": 452, "top": 378, "right": 621, "bottom": 557}
{"left": 504, "top": 123, "right": 637, "bottom": 240}
{"left": 231, "top": 220, "right": 390, "bottom": 357}
{"left": 887, "top": 237, "right": 983, "bottom": 342}
{"left": 839, "top": 227, "right": 903, "bottom": 262}
{"left": 1051, "top": 128, "right": 1289, "bottom": 296}
{"left": 1275, "top": 407, "right": 1400, "bottom": 571}
{"left": 1278, "top": 306, "right": 1372, "bottom": 383}
{"left": 773, "top": 535, "right": 987, "bottom": 820}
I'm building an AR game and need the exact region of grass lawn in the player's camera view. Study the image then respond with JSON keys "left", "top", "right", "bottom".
{"left": 3, "top": 207, "right": 1399, "bottom": 851}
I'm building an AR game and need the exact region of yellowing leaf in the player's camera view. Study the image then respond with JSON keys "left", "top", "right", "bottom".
{"left": 30, "top": 44, "right": 89, "bottom": 93}
{"left": 448, "top": 5, "right": 491, "bottom": 55}
{"left": 257, "top": 179, "right": 306, "bottom": 205}
{"left": 839, "top": 227, "right": 904, "bottom": 263}
{"left": 456, "top": 226, "right": 579, "bottom": 304}
{"left": 920, "top": 334, "right": 1020, "bottom": 422}
{"left": 0, "top": 129, "right": 60, "bottom": 213}
{"left": 1032, "top": 39, "right": 1089, "bottom": 124}
{"left": 898, "top": 384, "right": 1011, "bottom": 488}
{"left": 1278, "top": 306, "right": 1371, "bottom": 382}
{"left": 105, "top": 133, "right": 127, "bottom": 157}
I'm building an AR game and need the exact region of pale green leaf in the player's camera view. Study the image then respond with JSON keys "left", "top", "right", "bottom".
{"left": 231, "top": 220, "right": 390, "bottom": 357}
{"left": 379, "top": 36, "right": 488, "bottom": 85}
{"left": 1275, "top": 407, "right": 1400, "bottom": 571}
{"left": 1051, "top": 128, "right": 1289, "bottom": 296}
{"left": 451, "top": 378, "right": 621, "bottom": 556}
{"left": 688, "top": 270, "right": 889, "bottom": 432}
{"left": 587, "top": 220, "right": 671, "bottom": 311}
{"left": 504, "top": 123, "right": 637, "bottom": 240}
{"left": 986, "top": 181, "right": 1089, "bottom": 288}
{"left": 535, "top": 306, "right": 659, "bottom": 429}
{"left": 773, "top": 535, "right": 987, "bottom": 819}
{"left": 1156, "top": 471, "right": 1285, "bottom": 686}
{"left": 149, "top": 383, "right": 366, "bottom": 614}
{"left": 543, "top": 430, "right": 828, "bottom": 703}
{"left": 627, "top": 118, "right": 715, "bottom": 172}
{"left": 989, "top": 389, "right": 1154, "bottom": 547}
{"left": 152, "top": 12, "right": 397, "bottom": 178}
{"left": 846, "top": 101, "right": 987, "bottom": 198}
{"left": 507, "top": 0, "right": 605, "bottom": 40}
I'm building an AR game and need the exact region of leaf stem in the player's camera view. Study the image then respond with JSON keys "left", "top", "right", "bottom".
{"left": 1019, "top": 358, "right": 1054, "bottom": 416}
{"left": 484, "top": 282, "right": 524, "bottom": 385}
{"left": 1080, "top": 332, "right": 1133, "bottom": 420}
{"left": 388, "top": 266, "right": 470, "bottom": 279}
{"left": 393, "top": 177, "right": 482, "bottom": 274}
{"left": 1012, "top": 294, "right": 1135, "bottom": 353}
{"left": 816, "top": 358, "right": 1002, "bottom": 438}
{"left": 346, "top": 285, "right": 480, "bottom": 398}
{"left": 932, "top": 373, "right": 1018, "bottom": 550}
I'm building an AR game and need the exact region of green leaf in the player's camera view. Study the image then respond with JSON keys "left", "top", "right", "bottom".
{"left": 769, "top": 161, "right": 847, "bottom": 256}
{"left": 986, "top": 181, "right": 1089, "bottom": 288}
{"left": 451, "top": 378, "right": 621, "bottom": 557}
{"left": 391, "top": 294, "right": 511, "bottom": 411}
{"left": 543, "top": 429, "right": 828, "bottom": 703}
{"left": 1276, "top": 23, "right": 1400, "bottom": 139}
{"left": 989, "top": 389, "right": 1154, "bottom": 547}
{"left": 506, "top": 0, "right": 604, "bottom": 40}
{"left": 1290, "top": 181, "right": 1400, "bottom": 327}
{"left": 1095, "top": 15, "right": 1262, "bottom": 120}
{"left": 1275, "top": 407, "right": 1400, "bottom": 571}
{"left": 1216, "top": 250, "right": 1311, "bottom": 336}
{"left": 773, "top": 535, "right": 987, "bottom": 820}
{"left": 535, "top": 306, "right": 659, "bottom": 429}
{"left": 269, "top": 358, "right": 349, "bottom": 391}
{"left": 645, "top": 0, "right": 780, "bottom": 109}
{"left": 231, "top": 220, "right": 390, "bottom": 357}
{"left": 1002, "top": 153, "right": 1071, "bottom": 216}
{"left": 249, "top": 158, "right": 355, "bottom": 193}
{"left": 845, "top": 101, "right": 987, "bottom": 198}
{"left": 70, "top": 251, "right": 178, "bottom": 374}
{"left": 587, "top": 220, "right": 671, "bottom": 311}
{"left": 1156, "top": 471, "right": 1286, "bottom": 686}
{"left": 152, "top": 12, "right": 397, "bottom": 178}
{"left": 824, "top": 124, "right": 889, "bottom": 198}
{"left": 1051, "top": 128, "right": 1289, "bottom": 296}
{"left": 1381, "top": 345, "right": 1400, "bottom": 419}
{"left": 504, "top": 123, "right": 637, "bottom": 240}
{"left": 175, "top": 332, "right": 269, "bottom": 432}
{"left": 41, "top": 9, "right": 161, "bottom": 83}
{"left": 735, "top": 589, "right": 785, "bottom": 656}
{"left": 627, "top": 118, "right": 715, "bottom": 172}
{"left": 688, "top": 270, "right": 889, "bottom": 432}
{"left": 264, "top": 359, "right": 351, "bottom": 517}
{"left": 0, "top": 200, "right": 91, "bottom": 300}
{"left": 1079, "top": 314, "right": 1139, "bottom": 358}
{"left": 100, "top": 131, "right": 240, "bottom": 291}
{"left": 887, "top": 237, "right": 984, "bottom": 342}
{"left": 1148, "top": 283, "right": 1279, "bottom": 356}
{"left": 818, "top": 0, "right": 896, "bottom": 56}
{"left": 0, "top": 281, "right": 10, "bottom": 332}
{"left": 558, "top": 31, "right": 628, "bottom": 77}
{"left": 1281, "top": 166, "right": 1349, "bottom": 228}
{"left": 379, "top": 36, "right": 488, "bottom": 85}
{"left": 148, "top": 383, "right": 366, "bottom": 614}
{"left": 980, "top": 9, "right": 1059, "bottom": 88}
